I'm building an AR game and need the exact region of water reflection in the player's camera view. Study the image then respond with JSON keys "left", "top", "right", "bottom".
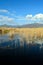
{"left": 0, "top": 34, "right": 43, "bottom": 50}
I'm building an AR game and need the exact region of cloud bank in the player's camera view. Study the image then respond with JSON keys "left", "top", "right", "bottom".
{"left": 0, "top": 15, "right": 15, "bottom": 25}
{"left": 26, "top": 13, "right": 43, "bottom": 23}
{"left": 0, "top": 9, "right": 43, "bottom": 25}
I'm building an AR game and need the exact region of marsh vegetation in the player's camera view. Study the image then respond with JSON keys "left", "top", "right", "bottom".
{"left": 0, "top": 28, "right": 43, "bottom": 48}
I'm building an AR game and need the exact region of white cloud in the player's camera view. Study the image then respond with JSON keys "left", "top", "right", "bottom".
{"left": 26, "top": 14, "right": 32, "bottom": 20}
{"left": 2, "top": 16, "right": 14, "bottom": 22}
{"left": 26, "top": 13, "right": 43, "bottom": 23}
{"left": 0, "top": 9, "right": 9, "bottom": 13}
{"left": 0, "top": 15, "right": 16, "bottom": 25}
{"left": 33, "top": 13, "right": 43, "bottom": 20}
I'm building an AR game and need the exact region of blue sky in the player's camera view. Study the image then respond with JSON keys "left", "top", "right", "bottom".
{"left": 0, "top": 0, "right": 43, "bottom": 25}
